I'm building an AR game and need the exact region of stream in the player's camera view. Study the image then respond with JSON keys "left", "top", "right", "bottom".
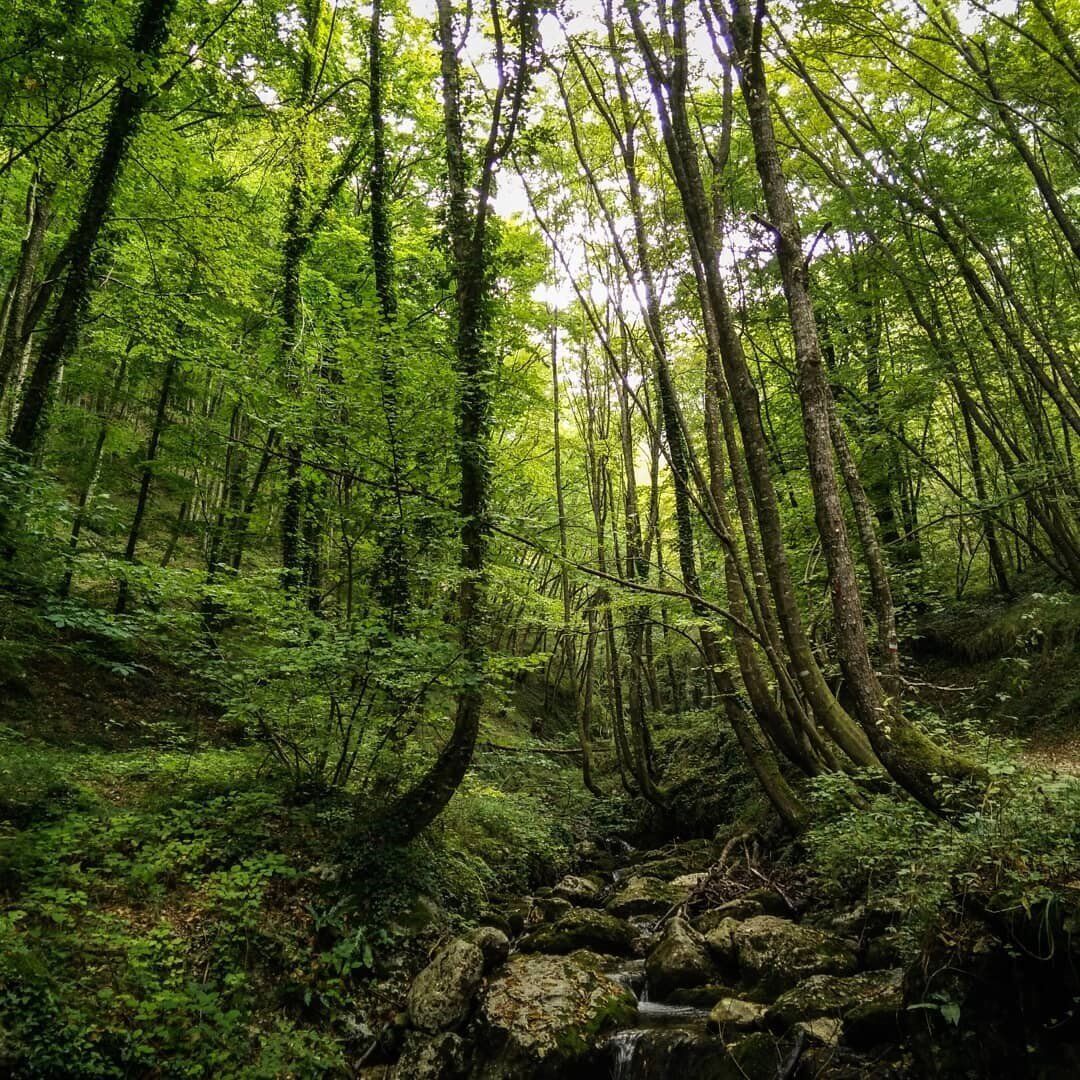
{"left": 604, "top": 956, "right": 716, "bottom": 1078}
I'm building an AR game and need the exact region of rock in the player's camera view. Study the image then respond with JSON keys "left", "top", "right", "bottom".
{"left": 702, "top": 917, "right": 741, "bottom": 964}
{"left": 607, "top": 876, "right": 688, "bottom": 918}
{"left": 573, "top": 839, "right": 617, "bottom": 874}
{"left": 477, "top": 911, "right": 512, "bottom": 938}
{"left": 819, "top": 896, "right": 902, "bottom": 940}
{"left": 605, "top": 957, "right": 646, "bottom": 998}
{"left": 474, "top": 950, "right": 636, "bottom": 1078}
{"left": 645, "top": 916, "right": 717, "bottom": 998}
{"left": 392, "top": 1031, "right": 467, "bottom": 1079}
{"left": 519, "top": 908, "right": 638, "bottom": 957}
{"left": 733, "top": 916, "right": 857, "bottom": 995}
{"left": 742, "top": 888, "right": 793, "bottom": 918}
{"left": 671, "top": 872, "right": 709, "bottom": 889}
{"left": 726, "top": 1031, "right": 785, "bottom": 1076}
{"left": 465, "top": 925, "right": 510, "bottom": 970}
{"left": 707, "top": 996, "right": 767, "bottom": 1035}
{"left": 606, "top": 1028, "right": 786, "bottom": 1080}
{"left": 666, "top": 985, "right": 732, "bottom": 1008}
{"left": 502, "top": 897, "right": 536, "bottom": 935}
{"left": 696, "top": 899, "right": 764, "bottom": 930}
{"left": 633, "top": 840, "right": 715, "bottom": 881}
{"left": 766, "top": 969, "right": 903, "bottom": 1044}
{"left": 796, "top": 1017, "right": 841, "bottom": 1048}
{"left": 552, "top": 874, "right": 605, "bottom": 907}
{"left": 407, "top": 938, "right": 486, "bottom": 1032}
{"left": 534, "top": 895, "right": 573, "bottom": 922}
{"left": 864, "top": 933, "right": 903, "bottom": 971}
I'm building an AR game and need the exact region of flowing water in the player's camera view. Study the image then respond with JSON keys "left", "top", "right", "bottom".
{"left": 604, "top": 967, "right": 712, "bottom": 1078}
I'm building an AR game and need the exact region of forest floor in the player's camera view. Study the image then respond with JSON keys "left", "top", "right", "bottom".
{"left": 2, "top": 590, "right": 1079, "bottom": 1077}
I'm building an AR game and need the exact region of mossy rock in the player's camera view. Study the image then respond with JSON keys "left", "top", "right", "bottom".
{"left": 696, "top": 899, "right": 764, "bottom": 931}
{"left": 407, "top": 938, "right": 486, "bottom": 1033}
{"left": 645, "top": 916, "right": 718, "bottom": 999}
{"left": 607, "top": 876, "right": 689, "bottom": 918}
{"left": 603, "top": 1028, "right": 787, "bottom": 1080}
{"left": 474, "top": 949, "right": 636, "bottom": 1078}
{"left": 707, "top": 996, "right": 768, "bottom": 1035}
{"left": 519, "top": 908, "right": 638, "bottom": 957}
{"left": 552, "top": 874, "right": 605, "bottom": 907}
{"left": 632, "top": 840, "right": 716, "bottom": 881}
{"left": 766, "top": 969, "right": 903, "bottom": 1043}
{"left": 733, "top": 916, "right": 857, "bottom": 996}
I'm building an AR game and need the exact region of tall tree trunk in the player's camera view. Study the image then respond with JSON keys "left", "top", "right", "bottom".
{"left": 116, "top": 353, "right": 178, "bottom": 613}
{"left": 60, "top": 342, "right": 131, "bottom": 597}
{"left": 724, "top": 0, "right": 982, "bottom": 809}
{"left": 959, "top": 391, "right": 1012, "bottom": 595}
{"left": 372, "top": 0, "right": 534, "bottom": 841}
{"left": 369, "top": 0, "right": 410, "bottom": 627}
{"left": 551, "top": 323, "right": 598, "bottom": 793}
{"left": 626, "top": 0, "right": 877, "bottom": 770}
{"left": 279, "top": 0, "right": 323, "bottom": 591}
{"left": 0, "top": 173, "right": 54, "bottom": 404}
{"left": 8, "top": 0, "right": 177, "bottom": 456}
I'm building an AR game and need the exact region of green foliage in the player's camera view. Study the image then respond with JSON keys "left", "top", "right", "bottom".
{"left": 805, "top": 760, "right": 1080, "bottom": 959}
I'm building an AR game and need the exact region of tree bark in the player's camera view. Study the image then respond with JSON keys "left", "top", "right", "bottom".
{"left": 8, "top": 0, "right": 177, "bottom": 455}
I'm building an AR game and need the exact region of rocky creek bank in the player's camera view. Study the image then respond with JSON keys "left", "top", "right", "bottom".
{"left": 359, "top": 836, "right": 1080, "bottom": 1079}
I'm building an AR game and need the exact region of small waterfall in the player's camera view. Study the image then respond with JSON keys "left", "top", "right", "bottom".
{"left": 609, "top": 1029, "right": 645, "bottom": 1079}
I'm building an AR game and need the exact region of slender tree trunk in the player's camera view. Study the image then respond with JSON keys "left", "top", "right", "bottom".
{"left": 372, "top": 0, "right": 533, "bottom": 841}
{"left": 724, "top": 0, "right": 982, "bottom": 808}
{"left": 626, "top": 0, "right": 877, "bottom": 769}
{"left": 959, "top": 392, "right": 1012, "bottom": 595}
{"left": 551, "top": 323, "right": 598, "bottom": 793}
{"left": 116, "top": 353, "right": 178, "bottom": 613}
{"left": 0, "top": 173, "right": 53, "bottom": 405}
{"left": 369, "top": 0, "right": 410, "bottom": 627}
{"left": 60, "top": 343, "right": 131, "bottom": 596}
{"left": 279, "top": 0, "right": 322, "bottom": 591}
{"left": 8, "top": 0, "right": 177, "bottom": 456}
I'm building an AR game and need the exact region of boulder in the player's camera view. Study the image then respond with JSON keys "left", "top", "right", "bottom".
{"left": 702, "top": 917, "right": 741, "bottom": 964}
{"left": 477, "top": 911, "right": 513, "bottom": 938}
{"left": 766, "top": 969, "right": 903, "bottom": 1045}
{"left": 864, "top": 933, "right": 903, "bottom": 971}
{"left": 573, "top": 839, "right": 617, "bottom": 874}
{"left": 733, "top": 916, "right": 857, "bottom": 995}
{"left": 552, "top": 874, "right": 605, "bottom": 907}
{"left": 633, "top": 840, "right": 715, "bottom": 881}
{"left": 696, "top": 898, "right": 764, "bottom": 929}
{"left": 795, "top": 1017, "right": 842, "bottom": 1048}
{"left": 392, "top": 894, "right": 445, "bottom": 934}
{"left": 519, "top": 908, "right": 637, "bottom": 957}
{"left": 392, "top": 1031, "right": 468, "bottom": 1079}
{"left": 606, "top": 1028, "right": 785, "bottom": 1080}
{"left": 465, "top": 925, "right": 510, "bottom": 970}
{"left": 502, "top": 897, "right": 537, "bottom": 935}
{"left": 645, "top": 916, "right": 717, "bottom": 998}
{"left": 607, "top": 876, "right": 688, "bottom": 918}
{"left": 671, "top": 872, "right": 709, "bottom": 889}
{"left": 534, "top": 895, "right": 573, "bottom": 922}
{"left": 407, "top": 938, "right": 486, "bottom": 1032}
{"left": 474, "top": 950, "right": 636, "bottom": 1078}
{"left": 707, "top": 996, "right": 767, "bottom": 1035}
{"left": 741, "top": 888, "right": 793, "bottom": 918}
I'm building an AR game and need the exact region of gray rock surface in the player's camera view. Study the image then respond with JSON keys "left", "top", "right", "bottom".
{"left": 407, "top": 938, "right": 486, "bottom": 1033}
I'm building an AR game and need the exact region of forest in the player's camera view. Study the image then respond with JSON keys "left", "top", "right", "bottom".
{"left": 0, "top": 0, "right": 1079, "bottom": 1075}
